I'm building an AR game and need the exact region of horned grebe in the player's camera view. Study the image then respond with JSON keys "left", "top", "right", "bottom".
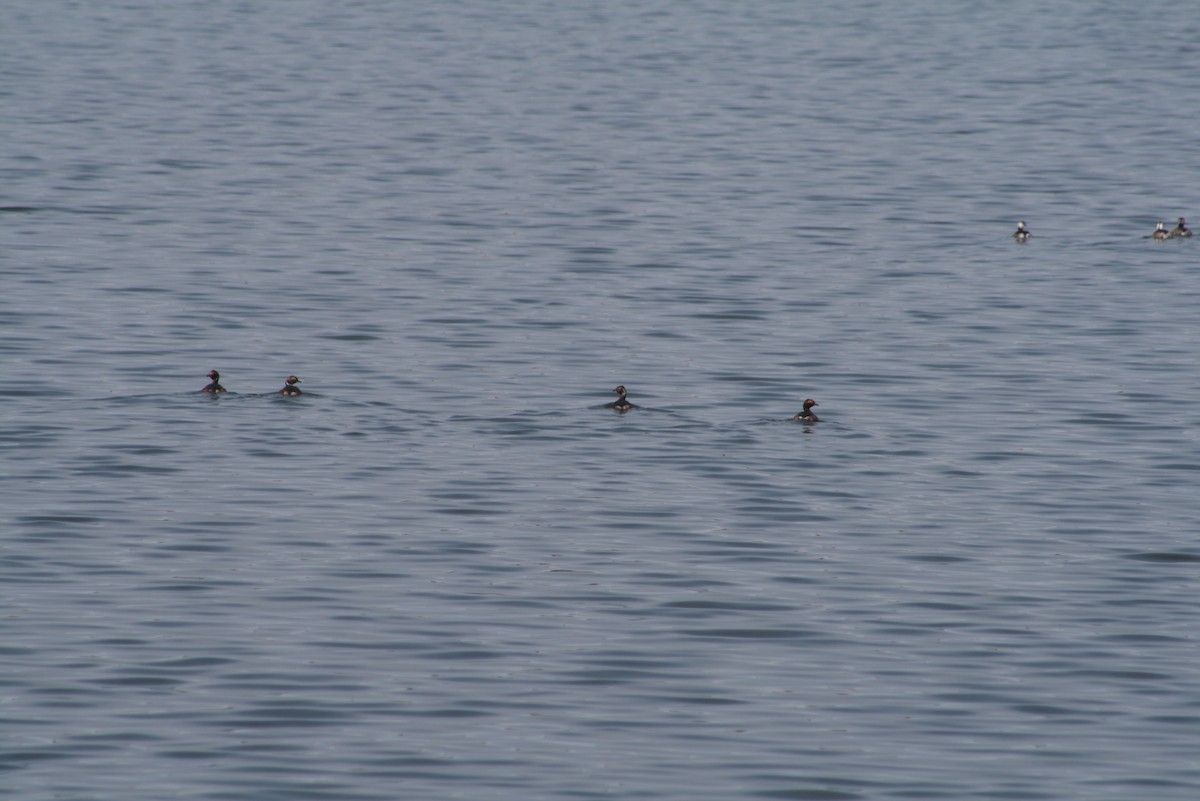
{"left": 793, "top": 398, "right": 819, "bottom": 423}
{"left": 202, "top": 369, "right": 226, "bottom": 393}
{"left": 608, "top": 385, "right": 636, "bottom": 411}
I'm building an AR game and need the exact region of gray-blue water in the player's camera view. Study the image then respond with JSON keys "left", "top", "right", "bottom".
{"left": 4, "top": 1, "right": 1199, "bottom": 799}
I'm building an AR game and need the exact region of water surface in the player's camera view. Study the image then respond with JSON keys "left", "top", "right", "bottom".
{"left": 3, "top": 1, "right": 1199, "bottom": 799}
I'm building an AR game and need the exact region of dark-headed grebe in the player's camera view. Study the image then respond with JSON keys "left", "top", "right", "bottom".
{"left": 202, "top": 369, "right": 226, "bottom": 393}
{"left": 608, "top": 385, "right": 636, "bottom": 411}
{"left": 1012, "top": 221, "right": 1031, "bottom": 242}
{"left": 1152, "top": 222, "right": 1170, "bottom": 240}
{"left": 279, "top": 375, "right": 302, "bottom": 396}
{"left": 1170, "top": 217, "right": 1192, "bottom": 238}
{"left": 793, "top": 398, "right": 819, "bottom": 423}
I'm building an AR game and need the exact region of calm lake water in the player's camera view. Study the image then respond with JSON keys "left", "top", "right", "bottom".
{"left": 3, "top": 1, "right": 1199, "bottom": 799}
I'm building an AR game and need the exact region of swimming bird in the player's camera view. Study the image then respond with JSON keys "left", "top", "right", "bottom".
{"left": 1170, "top": 217, "right": 1192, "bottom": 238}
{"left": 608, "top": 385, "right": 636, "bottom": 412}
{"left": 1152, "top": 221, "right": 1170, "bottom": 240}
{"left": 1012, "top": 221, "right": 1031, "bottom": 242}
{"left": 201, "top": 369, "right": 226, "bottom": 393}
{"left": 278, "top": 375, "right": 302, "bottom": 396}
{"left": 793, "top": 398, "right": 819, "bottom": 423}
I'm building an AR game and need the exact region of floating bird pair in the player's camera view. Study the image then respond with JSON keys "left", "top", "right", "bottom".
{"left": 202, "top": 370, "right": 302, "bottom": 396}
{"left": 1153, "top": 218, "right": 1191, "bottom": 240}
{"left": 1013, "top": 218, "right": 1192, "bottom": 242}
{"left": 607, "top": 385, "right": 820, "bottom": 423}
